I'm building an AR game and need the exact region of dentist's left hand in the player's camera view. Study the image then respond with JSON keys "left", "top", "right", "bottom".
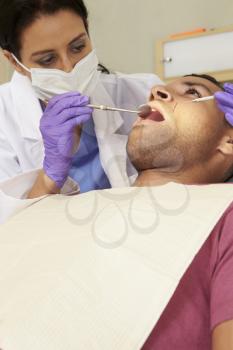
{"left": 215, "top": 83, "right": 233, "bottom": 126}
{"left": 40, "top": 91, "right": 93, "bottom": 188}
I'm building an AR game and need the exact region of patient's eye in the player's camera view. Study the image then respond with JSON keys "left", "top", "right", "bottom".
{"left": 185, "top": 88, "right": 202, "bottom": 98}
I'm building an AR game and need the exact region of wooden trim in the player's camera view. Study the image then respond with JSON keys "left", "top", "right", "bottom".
{"left": 164, "top": 69, "right": 233, "bottom": 84}
{"left": 155, "top": 40, "right": 164, "bottom": 78}
{"left": 159, "top": 25, "right": 233, "bottom": 45}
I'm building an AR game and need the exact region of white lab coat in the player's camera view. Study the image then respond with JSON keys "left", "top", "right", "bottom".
{"left": 0, "top": 70, "right": 162, "bottom": 222}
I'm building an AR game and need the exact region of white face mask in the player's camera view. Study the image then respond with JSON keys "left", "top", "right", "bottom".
{"left": 12, "top": 49, "right": 99, "bottom": 101}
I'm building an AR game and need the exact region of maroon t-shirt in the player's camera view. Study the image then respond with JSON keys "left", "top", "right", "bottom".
{"left": 142, "top": 202, "right": 233, "bottom": 350}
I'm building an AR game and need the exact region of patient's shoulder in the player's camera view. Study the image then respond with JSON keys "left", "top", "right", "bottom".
{"left": 209, "top": 201, "right": 233, "bottom": 253}
{"left": 223, "top": 201, "right": 233, "bottom": 214}
{"left": 210, "top": 201, "right": 233, "bottom": 330}
{"left": 214, "top": 201, "right": 233, "bottom": 255}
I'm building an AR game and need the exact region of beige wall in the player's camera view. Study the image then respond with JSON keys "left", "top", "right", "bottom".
{"left": 0, "top": 51, "right": 13, "bottom": 85}
{"left": 86, "top": 0, "right": 233, "bottom": 74}
{"left": 0, "top": 0, "right": 233, "bottom": 84}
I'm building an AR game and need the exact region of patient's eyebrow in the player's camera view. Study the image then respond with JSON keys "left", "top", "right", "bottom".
{"left": 183, "top": 81, "right": 212, "bottom": 95}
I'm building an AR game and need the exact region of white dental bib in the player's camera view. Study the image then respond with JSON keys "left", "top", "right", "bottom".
{"left": 0, "top": 183, "right": 233, "bottom": 350}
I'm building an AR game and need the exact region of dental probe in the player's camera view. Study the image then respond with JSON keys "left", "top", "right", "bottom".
{"left": 87, "top": 104, "right": 152, "bottom": 118}
{"left": 192, "top": 96, "right": 215, "bottom": 102}
{"left": 87, "top": 104, "right": 138, "bottom": 114}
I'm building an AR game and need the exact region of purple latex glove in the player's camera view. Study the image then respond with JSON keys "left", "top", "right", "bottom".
{"left": 215, "top": 83, "right": 233, "bottom": 126}
{"left": 40, "top": 91, "right": 93, "bottom": 188}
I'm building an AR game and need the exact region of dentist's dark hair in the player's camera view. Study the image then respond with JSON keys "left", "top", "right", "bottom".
{"left": 0, "top": 0, "right": 89, "bottom": 58}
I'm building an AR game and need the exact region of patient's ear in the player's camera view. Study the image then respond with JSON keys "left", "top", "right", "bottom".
{"left": 217, "top": 135, "right": 233, "bottom": 155}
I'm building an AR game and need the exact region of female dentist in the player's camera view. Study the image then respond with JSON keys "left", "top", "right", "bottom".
{"left": 0, "top": 0, "right": 162, "bottom": 218}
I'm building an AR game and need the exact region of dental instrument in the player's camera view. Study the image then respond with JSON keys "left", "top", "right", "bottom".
{"left": 173, "top": 95, "right": 215, "bottom": 112}
{"left": 87, "top": 104, "right": 152, "bottom": 119}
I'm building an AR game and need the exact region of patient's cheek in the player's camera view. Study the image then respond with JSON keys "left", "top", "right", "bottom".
{"left": 177, "top": 107, "right": 209, "bottom": 132}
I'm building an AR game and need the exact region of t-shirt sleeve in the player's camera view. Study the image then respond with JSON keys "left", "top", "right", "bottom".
{"left": 210, "top": 203, "right": 233, "bottom": 331}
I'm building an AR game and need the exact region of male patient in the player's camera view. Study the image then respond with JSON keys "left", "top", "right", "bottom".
{"left": 1, "top": 74, "right": 233, "bottom": 350}
{"left": 126, "top": 74, "right": 233, "bottom": 350}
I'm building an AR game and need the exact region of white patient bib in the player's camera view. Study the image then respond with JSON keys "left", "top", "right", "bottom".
{"left": 0, "top": 183, "right": 233, "bottom": 350}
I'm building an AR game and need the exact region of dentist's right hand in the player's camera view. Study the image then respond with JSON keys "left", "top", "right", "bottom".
{"left": 40, "top": 91, "right": 93, "bottom": 189}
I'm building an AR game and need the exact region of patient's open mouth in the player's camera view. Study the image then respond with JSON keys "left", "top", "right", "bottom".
{"left": 146, "top": 110, "right": 165, "bottom": 122}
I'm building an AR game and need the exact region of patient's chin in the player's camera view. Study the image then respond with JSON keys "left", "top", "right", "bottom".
{"left": 129, "top": 147, "right": 185, "bottom": 173}
{"left": 127, "top": 130, "right": 186, "bottom": 173}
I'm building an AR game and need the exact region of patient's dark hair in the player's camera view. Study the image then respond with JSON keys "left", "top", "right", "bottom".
{"left": 0, "top": 0, "right": 89, "bottom": 57}
{"left": 184, "top": 74, "right": 224, "bottom": 90}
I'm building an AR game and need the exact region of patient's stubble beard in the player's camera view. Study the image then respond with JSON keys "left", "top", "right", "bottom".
{"left": 127, "top": 124, "right": 185, "bottom": 173}
{"left": 126, "top": 121, "right": 219, "bottom": 174}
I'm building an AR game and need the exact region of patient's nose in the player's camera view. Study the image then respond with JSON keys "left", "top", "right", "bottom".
{"left": 150, "top": 86, "right": 173, "bottom": 102}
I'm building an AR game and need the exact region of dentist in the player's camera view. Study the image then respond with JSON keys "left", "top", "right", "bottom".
{"left": 0, "top": 0, "right": 162, "bottom": 207}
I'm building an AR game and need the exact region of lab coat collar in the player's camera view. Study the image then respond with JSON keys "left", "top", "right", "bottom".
{"left": 10, "top": 71, "right": 43, "bottom": 140}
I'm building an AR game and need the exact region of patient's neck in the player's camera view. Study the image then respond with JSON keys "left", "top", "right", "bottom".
{"left": 133, "top": 167, "right": 210, "bottom": 187}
